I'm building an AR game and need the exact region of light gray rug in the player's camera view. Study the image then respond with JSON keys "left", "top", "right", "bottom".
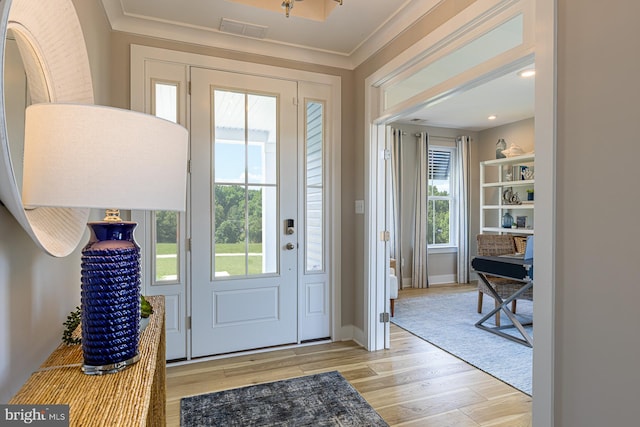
{"left": 180, "top": 371, "right": 389, "bottom": 426}
{"left": 391, "top": 289, "right": 532, "bottom": 395}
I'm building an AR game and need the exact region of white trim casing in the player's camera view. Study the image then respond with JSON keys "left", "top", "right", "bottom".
{"left": 130, "top": 45, "right": 344, "bottom": 356}
{"left": 364, "top": 1, "right": 555, "bottom": 426}
{"left": 532, "top": 0, "right": 556, "bottom": 424}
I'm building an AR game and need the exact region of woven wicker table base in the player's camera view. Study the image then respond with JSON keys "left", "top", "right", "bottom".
{"left": 10, "top": 296, "right": 166, "bottom": 426}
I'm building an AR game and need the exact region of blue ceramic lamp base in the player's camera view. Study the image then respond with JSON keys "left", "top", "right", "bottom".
{"left": 80, "top": 221, "right": 141, "bottom": 375}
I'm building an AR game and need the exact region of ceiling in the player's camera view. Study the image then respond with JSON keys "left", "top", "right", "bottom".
{"left": 101, "top": 0, "right": 534, "bottom": 131}
{"left": 398, "top": 64, "right": 535, "bottom": 131}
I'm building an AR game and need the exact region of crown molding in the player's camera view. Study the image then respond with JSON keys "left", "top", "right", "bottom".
{"left": 350, "top": 0, "right": 443, "bottom": 67}
{"left": 101, "top": 0, "right": 443, "bottom": 70}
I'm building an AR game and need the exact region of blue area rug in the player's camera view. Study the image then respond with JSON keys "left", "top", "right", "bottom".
{"left": 180, "top": 371, "right": 389, "bottom": 426}
{"left": 391, "top": 289, "right": 532, "bottom": 395}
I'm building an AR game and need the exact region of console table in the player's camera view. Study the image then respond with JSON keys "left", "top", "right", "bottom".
{"left": 10, "top": 296, "right": 166, "bottom": 426}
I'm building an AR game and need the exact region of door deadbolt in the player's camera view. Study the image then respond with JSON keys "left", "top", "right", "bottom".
{"left": 285, "top": 219, "right": 295, "bottom": 235}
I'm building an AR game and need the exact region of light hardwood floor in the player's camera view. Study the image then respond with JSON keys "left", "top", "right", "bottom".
{"left": 166, "top": 285, "right": 532, "bottom": 426}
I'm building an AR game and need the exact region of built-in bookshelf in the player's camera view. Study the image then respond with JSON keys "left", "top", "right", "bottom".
{"left": 480, "top": 153, "right": 535, "bottom": 235}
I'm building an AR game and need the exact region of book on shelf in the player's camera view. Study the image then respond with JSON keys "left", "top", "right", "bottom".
{"left": 512, "top": 165, "right": 529, "bottom": 181}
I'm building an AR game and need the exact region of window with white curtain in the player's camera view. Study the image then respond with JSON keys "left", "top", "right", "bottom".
{"left": 428, "top": 146, "right": 456, "bottom": 247}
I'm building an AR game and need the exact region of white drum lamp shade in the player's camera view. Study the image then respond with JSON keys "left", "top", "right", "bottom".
{"left": 22, "top": 103, "right": 188, "bottom": 375}
{"left": 22, "top": 103, "right": 188, "bottom": 212}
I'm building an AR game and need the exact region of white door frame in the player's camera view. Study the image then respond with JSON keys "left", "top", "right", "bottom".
{"left": 363, "top": 0, "right": 556, "bottom": 425}
{"left": 130, "top": 45, "right": 343, "bottom": 361}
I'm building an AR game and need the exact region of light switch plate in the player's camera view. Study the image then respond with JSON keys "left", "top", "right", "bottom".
{"left": 355, "top": 200, "right": 364, "bottom": 214}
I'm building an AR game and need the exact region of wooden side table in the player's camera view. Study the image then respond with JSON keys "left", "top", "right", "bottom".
{"left": 10, "top": 296, "right": 166, "bottom": 426}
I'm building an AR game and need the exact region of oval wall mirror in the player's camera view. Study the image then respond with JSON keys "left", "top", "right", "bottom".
{"left": 0, "top": 0, "right": 94, "bottom": 257}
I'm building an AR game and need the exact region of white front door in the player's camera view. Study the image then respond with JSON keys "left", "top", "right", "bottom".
{"left": 190, "top": 67, "right": 299, "bottom": 356}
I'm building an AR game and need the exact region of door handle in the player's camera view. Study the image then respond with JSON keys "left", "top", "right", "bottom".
{"left": 285, "top": 242, "right": 296, "bottom": 250}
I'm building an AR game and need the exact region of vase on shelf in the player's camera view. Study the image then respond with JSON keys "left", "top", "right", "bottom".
{"left": 496, "top": 138, "right": 506, "bottom": 159}
{"left": 502, "top": 212, "right": 513, "bottom": 228}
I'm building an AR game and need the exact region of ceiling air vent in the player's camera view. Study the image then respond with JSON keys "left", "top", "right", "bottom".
{"left": 219, "top": 18, "right": 268, "bottom": 39}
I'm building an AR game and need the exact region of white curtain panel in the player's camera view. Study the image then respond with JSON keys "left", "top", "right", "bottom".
{"left": 412, "top": 132, "right": 429, "bottom": 288}
{"left": 390, "top": 128, "right": 403, "bottom": 285}
{"left": 456, "top": 136, "right": 471, "bottom": 283}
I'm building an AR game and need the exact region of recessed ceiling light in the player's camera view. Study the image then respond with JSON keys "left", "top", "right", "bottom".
{"left": 518, "top": 69, "right": 536, "bottom": 78}
{"left": 488, "top": 115, "right": 497, "bottom": 120}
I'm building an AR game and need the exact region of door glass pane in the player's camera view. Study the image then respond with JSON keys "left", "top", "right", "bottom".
{"left": 213, "top": 89, "right": 279, "bottom": 277}
{"left": 154, "top": 82, "right": 178, "bottom": 123}
{"left": 249, "top": 185, "right": 277, "bottom": 274}
{"left": 154, "top": 211, "right": 179, "bottom": 281}
{"left": 215, "top": 90, "right": 246, "bottom": 182}
{"left": 153, "top": 81, "right": 180, "bottom": 283}
{"left": 214, "top": 184, "right": 247, "bottom": 277}
{"left": 305, "top": 101, "right": 324, "bottom": 272}
{"left": 247, "top": 94, "right": 277, "bottom": 185}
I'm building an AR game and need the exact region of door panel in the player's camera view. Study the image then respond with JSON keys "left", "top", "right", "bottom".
{"left": 190, "top": 67, "right": 298, "bottom": 357}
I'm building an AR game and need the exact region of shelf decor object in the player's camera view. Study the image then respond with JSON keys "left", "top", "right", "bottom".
{"left": 502, "top": 187, "right": 522, "bottom": 205}
{"left": 502, "top": 212, "right": 514, "bottom": 228}
{"left": 22, "top": 103, "right": 188, "bottom": 375}
{"left": 527, "top": 189, "right": 534, "bottom": 201}
{"left": 496, "top": 138, "right": 507, "bottom": 159}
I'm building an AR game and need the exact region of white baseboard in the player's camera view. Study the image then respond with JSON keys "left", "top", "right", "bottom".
{"left": 429, "top": 274, "right": 457, "bottom": 285}
{"left": 351, "top": 326, "right": 366, "bottom": 348}
{"left": 400, "top": 274, "right": 458, "bottom": 288}
{"left": 339, "top": 324, "right": 366, "bottom": 348}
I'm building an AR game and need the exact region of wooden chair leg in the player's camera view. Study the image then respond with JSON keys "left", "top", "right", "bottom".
{"left": 511, "top": 299, "right": 517, "bottom": 314}
{"left": 479, "top": 290, "right": 502, "bottom": 326}
{"left": 390, "top": 299, "right": 395, "bottom": 317}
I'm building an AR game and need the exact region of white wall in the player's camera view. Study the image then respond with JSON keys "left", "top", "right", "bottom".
{"left": 555, "top": 1, "right": 640, "bottom": 425}
{"left": 0, "top": 0, "right": 111, "bottom": 402}
{"left": 0, "top": 210, "right": 83, "bottom": 402}
{"left": 478, "top": 118, "right": 535, "bottom": 162}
